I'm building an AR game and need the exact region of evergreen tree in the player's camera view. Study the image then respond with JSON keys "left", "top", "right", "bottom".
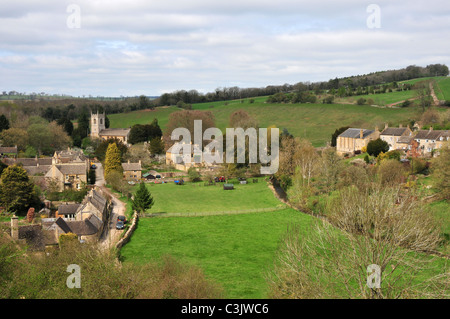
{"left": 0, "top": 165, "right": 38, "bottom": 215}
{"left": 367, "top": 138, "right": 390, "bottom": 157}
{"left": 0, "top": 114, "right": 10, "bottom": 133}
{"left": 149, "top": 137, "right": 164, "bottom": 155}
{"left": 104, "top": 142, "right": 123, "bottom": 180}
{"left": 131, "top": 182, "right": 154, "bottom": 215}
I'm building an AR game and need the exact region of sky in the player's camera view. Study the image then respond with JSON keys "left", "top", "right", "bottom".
{"left": 1, "top": 0, "right": 450, "bottom": 97}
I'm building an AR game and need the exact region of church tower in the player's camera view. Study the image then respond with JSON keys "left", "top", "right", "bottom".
{"left": 90, "top": 111, "right": 106, "bottom": 138}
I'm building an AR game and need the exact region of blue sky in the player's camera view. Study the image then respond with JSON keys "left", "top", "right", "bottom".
{"left": 1, "top": 0, "right": 449, "bottom": 97}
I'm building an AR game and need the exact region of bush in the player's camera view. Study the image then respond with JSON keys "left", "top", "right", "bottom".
{"left": 356, "top": 98, "right": 366, "bottom": 105}
{"left": 187, "top": 167, "right": 201, "bottom": 182}
{"left": 367, "top": 139, "right": 389, "bottom": 157}
{"left": 411, "top": 158, "right": 427, "bottom": 174}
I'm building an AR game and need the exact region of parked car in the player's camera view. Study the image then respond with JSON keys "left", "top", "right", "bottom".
{"left": 117, "top": 215, "right": 126, "bottom": 223}
{"left": 90, "top": 164, "right": 97, "bottom": 169}
{"left": 116, "top": 221, "right": 124, "bottom": 230}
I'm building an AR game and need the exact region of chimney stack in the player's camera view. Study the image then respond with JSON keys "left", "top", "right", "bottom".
{"left": 11, "top": 215, "right": 19, "bottom": 241}
{"left": 360, "top": 129, "right": 364, "bottom": 139}
{"left": 384, "top": 123, "right": 388, "bottom": 130}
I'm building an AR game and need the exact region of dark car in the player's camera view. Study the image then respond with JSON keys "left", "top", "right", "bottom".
{"left": 116, "top": 221, "right": 124, "bottom": 230}
{"left": 117, "top": 215, "right": 126, "bottom": 223}
{"left": 90, "top": 164, "right": 97, "bottom": 169}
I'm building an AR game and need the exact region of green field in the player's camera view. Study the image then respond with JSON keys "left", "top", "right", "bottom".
{"left": 120, "top": 208, "right": 313, "bottom": 298}
{"left": 109, "top": 100, "right": 421, "bottom": 147}
{"left": 336, "top": 90, "right": 416, "bottom": 106}
{"left": 142, "top": 179, "right": 283, "bottom": 215}
{"left": 434, "top": 77, "right": 450, "bottom": 101}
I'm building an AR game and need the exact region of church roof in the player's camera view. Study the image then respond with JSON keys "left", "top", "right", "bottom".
{"left": 99, "top": 128, "right": 130, "bottom": 137}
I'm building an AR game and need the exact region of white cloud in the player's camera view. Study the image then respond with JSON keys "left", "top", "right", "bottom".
{"left": 0, "top": 0, "right": 450, "bottom": 96}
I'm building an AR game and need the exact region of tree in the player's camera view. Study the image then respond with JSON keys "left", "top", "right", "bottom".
{"left": 331, "top": 126, "right": 349, "bottom": 147}
{"left": 229, "top": 109, "right": 258, "bottom": 129}
{"left": 0, "top": 114, "right": 10, "bottom": 133}
{"left": 149, "top": 137, "right": 165, "bottom": 155}
{"left": 163, "top": 110, "right": 216, "bottom": 150}
{"left": 0, "top": 128, "right": 28, "bottom": 152}
{"left": 269, "top": 185, "right": 446, "bottom": 299}
{"left": 187, "top": 167, "right": 201, "bottom": 182}
{"left": 95, "top": 138, "right": 128, "bottom": 161}
{"left": 104, "top": 142, "right": 123, "bottom": 180}
{"left": 56, "top": 118, "right": 74, "bottom": 136}
{"left": 106, "top": 170, "right": 130, "bottom": 197}
{"left": 0, "top": 165, "right": 38, "bottom": 215}
{"left": 432, "top": 141, "right": 450, "bottom": 200}
{"left": 132, "top": 182, "right": 154, "bottom": 215}
{"left": 26, "top": 207, "right": 35, "bottom": 223}
{"left": 367, "top": 138, "right": 389, "bottom": 157}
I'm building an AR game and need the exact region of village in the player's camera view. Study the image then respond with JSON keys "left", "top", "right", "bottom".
{"left": 0, "top": 106, "right": 448, "bottom": 253}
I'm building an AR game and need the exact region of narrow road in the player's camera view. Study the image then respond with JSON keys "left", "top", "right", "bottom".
{"left": 95, "top": 162, "right": 127, "bottom": 251}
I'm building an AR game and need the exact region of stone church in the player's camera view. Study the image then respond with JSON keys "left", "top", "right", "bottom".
{"left": 90, "top": 111, "right": 131, "bottom": 145}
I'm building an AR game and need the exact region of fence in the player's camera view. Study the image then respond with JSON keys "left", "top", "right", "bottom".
{"left": 143, "top": 205, "right": 287, "bottom": 218}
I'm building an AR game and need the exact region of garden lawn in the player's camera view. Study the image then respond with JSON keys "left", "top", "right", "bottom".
{"left": 120, "top": 208, "right": 313, "bottom": 298}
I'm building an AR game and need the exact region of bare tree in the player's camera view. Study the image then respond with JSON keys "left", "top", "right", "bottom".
{"left": 268, "top": 185, "right": 448, "bottom": 299}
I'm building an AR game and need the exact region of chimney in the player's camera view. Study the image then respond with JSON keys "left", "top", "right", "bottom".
{"left": 384, "top": 123, "right": 388, "bottom": 130}
{"left": 138, "top": 160, "right": 141, "bottom": 165}
{"left": 128, "top": 159, "right": 130, "bottom": 164}
{"left": 11, "top": 215, "right": 19, "bottom": 241}
{"left": 429, "top": 126, "right": 433, "bottom": 132}
{"left": 360, "top": 129, "right": 363, "bottom": 139}
{"left": 399, "top": 124, "right": 403, "bottom": 128}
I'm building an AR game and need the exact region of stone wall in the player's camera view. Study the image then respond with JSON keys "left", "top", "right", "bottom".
{"left": 115, "top": 211, "right": 138, "bottom": 250}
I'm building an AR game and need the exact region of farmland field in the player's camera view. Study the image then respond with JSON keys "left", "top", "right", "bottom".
{"left": 434, "top": 77, "right": 450, "bottom": 101}
{"left": 109, "top": 99, "right": 421, "bottom": 147}
{"left": 120, "top": 208, "right": 313, "bottom": 298}
{"left": 139, "top": 178, "right": 283, "bottom": 215}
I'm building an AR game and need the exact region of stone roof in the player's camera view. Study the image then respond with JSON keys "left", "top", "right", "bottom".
{"left": 3, "top": 157, "right": 52, "bottom": 167}
{"left": 56, "top": 164, "right": 87, "bottom": 175}
{"left": 0, "top": 146, "right": 18, "bottom": 154}
{"left": 414, "top": 130, "right": 449, "bottom": 141}
{"left": 86, "top": 189, "right": 107, "bottom": 214}
{"left": 380, "top": 127, "right": 409, "bottom": 136}
{"left": 99, "top": 128, "right": 130, "bottom": 137}
{"left": 397, "top": 136, "right": 413, "bottom": 144}
{"left": 55, "top": 216, "right": 102, "bottom": 236}
{"left": 23, "top": 165, "right": 51, "bottom": 176}
{"left": 338, "top": 128, "right": 375, "bottom": 139}
{"left": 122, "top": 162, "right": 142, "bottom": 171}
{"left": 58, "top": 203, "right": 82, "bottom": 216}
{"left": 55, "top": 149, "right": 87, "bottom": 163}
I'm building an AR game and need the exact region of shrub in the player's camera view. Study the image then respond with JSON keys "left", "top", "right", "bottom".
{"left": 187, "top": 167, "right": 201, "bottom": 182}
{"left": 367, "top": 138, "right": 389, "bottom": 157}
{"left": 356, "top": 98, "right": 366, "bottom": 105}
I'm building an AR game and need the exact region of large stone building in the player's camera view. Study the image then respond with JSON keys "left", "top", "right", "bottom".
{"left": 413, "top": 128, "right": 450, "bottom": 155}
{"left": 379, "top": 124, "right": 413, "bottom": 151}
{"left": 90, "top": 111, "right": 131, "bottom": 145}
{"left": 336, "top": 127, "right": 380, "bottom": 156}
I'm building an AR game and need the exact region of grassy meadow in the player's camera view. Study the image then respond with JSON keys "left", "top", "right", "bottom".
{"left": 109, "top": 98, "right": 421, "bottom": 147}
{"left": 141, "top": 178, "right": 283, "bottom": 215}
{"left": 120, "top": 208, "right": 313, "bottom": 299}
